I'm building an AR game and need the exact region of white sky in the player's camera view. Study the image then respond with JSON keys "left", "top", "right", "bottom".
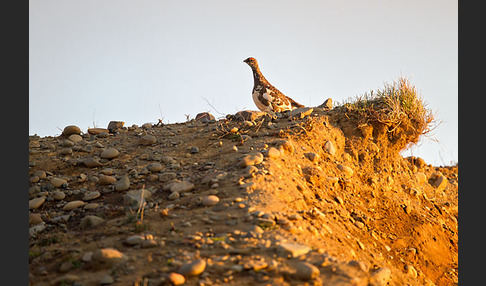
{"left": 29, "top": 0, "right": 458, "bottom": 166}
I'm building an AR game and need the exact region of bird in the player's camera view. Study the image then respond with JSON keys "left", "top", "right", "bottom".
{"left": 243, "top": 57, "right": 304, "bottom": 114}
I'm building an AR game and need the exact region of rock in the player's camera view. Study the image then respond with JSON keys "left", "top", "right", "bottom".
{"left": 62, "top": 125, "right": 81, "bottom": 136}
{"left": 147, "top": 162, "right": 163, "bottom": 172}
{"left": 275, "top": 140, "right": 294, "bottom": 154}
{"left": 80, "top": 215, "right": 104, "bottom": 229}
{"left": 290, "top": 107, "right": 313, "bottom": 119}
{"left": 87, "top": 128, "right": 109, "bottom": 135}
{"left": 277, "top": 243, "right": 311, "bottom": 258}
{"left": 91, "top": 248, "right": 127, "bottom": 269}
{"left": 99, "top": 274, "right": 115, "bottom": 285}
{"left": 240, "top": 152, "right": 264, "bottom": 167}
{"left": 178, "top": 259, "right": 206, "bottom": 276}
{"left": 100, "top": 148, "right": 119, "bottom": 159}
{"left": 159, "top": 172, "right": 177, "bottom": 182}
{"left": 51, "top": 191, "right": 66, "bottom": 200}
{"left": 29, "top": 222, "right": 46, "bottom": 236}
{"left": 68, "top": 134, "right": 83, "bottom": 143}
{"left": 170, "top": 181, "right": 195, "bottom": 193}
{"left": 323, "top": 141, "right": 336, "bottom": 155}
{"left": 407, "top": 156, "right": 426, "bottom": 168}
{"left": 291, "top": 261, "right": 320, "bottom": 280}
{"left": 195, "top": 112, "right": 215, "bottom": 122}
{"left": 369, "top": 267, "right": 391, "bottom": 286}
{"left": 33, "top": 170, "right": 47, "bottom": 179}
{"left": 107, "top": 121, "right": 124, "bottom": 133}
{"left": 233, "top": 110, "right": 267, "bottom": 121}
{"left": 139, "top": 135, "right": 156, "bottom": 145}
{"left": 83, "top": 191, "right": 101, "bottom": 201}
{"left": 430, "top": 173, "right": 448, "bottom": 191}
{"left": 167, "top": 272, "right": 185, "bottom": 285}
{"left": 317, "top": 98, "right": 333, "bottom": 110}
{"left": 125, "top": 235, "right": 145, "bottom": 246}
{"left": 243, "top": 260, "right": 268, "bottom": 271}
{"left": 202, "top": 195, "right": 220, "bottom": 206}
{"left": 99, "top": 175, "right": 117, "bottom": 185}
{"left": 414, "top": 172, "right": 427, "bottom": 184}
{"left": 267, "top": 147, "right": 281, "bottom": 159}
{"left": 83, "top": 157, "right": 103, "bottom": 168}
{"left": 63, "top": 200, "right": 86, "bottom": 211}
{"left": 50, "top": 177, "right": 67, "bottom": 188}
{"left": 124, "top": 189, "right": 152, "bottom": 210}
{"left": 142, "top": 123, "right": 153, "bottom": 129}
{"left": 190, "top": 146, "right": 200, "bottom": 154}
{"left": 304, "top": 152, "right": 320, "bottom": 163}
{"left": 84, "top": 203, "right": 100, "bottom": 210}
{"left": 115, "top": 176, "right": 130, "bottom": 191}
{"left": 29, "top": 197, "right": 45, "bottom": 209}
{"left": 337, "top": 164, "right": 354, "bottom": 176}
{"left": 29, "top": 213, "right": 43, "bottom": 226}
{"left": 168, "top": 191, "right": 180, "bottom": 200}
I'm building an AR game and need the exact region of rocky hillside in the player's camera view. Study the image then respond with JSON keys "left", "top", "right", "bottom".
{"left": 29, "top": 99, "right": 458, "bottom": 285}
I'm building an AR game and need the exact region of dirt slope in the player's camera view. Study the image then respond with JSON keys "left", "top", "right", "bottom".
{"left": 28, "top": 107, "right": 458, "bottom": 286}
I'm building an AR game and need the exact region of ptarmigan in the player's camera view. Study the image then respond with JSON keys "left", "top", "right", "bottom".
{"left": 244, "top": 57, "right": 304, "bottom": 114}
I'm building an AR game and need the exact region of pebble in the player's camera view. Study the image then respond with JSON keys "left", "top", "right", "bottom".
{"left": 139, "top": 135, "right": 157, "bottom": 145}
{"left": 124, "top": 189, "right": 152, "bottom": 209}
{"left": 202, "top": 195, "right": 220, "bottom": 206}
{"left": 147, "top": 162, "right": 163, "bottom": 172}
{"left": 99, "top": 175, "right": 117, "bottom": 185}
{"left": 83, "top": 157, "right": 103, "bottom": 168}
{"left": 290, "top": 107, "right": 313, "bottom": 119}
{"left": 33, "top": 170, "right": 47, "bottom": 179}
{"left": 100, "top": 148, "right": 119, "bottom": 159}
{"left": 167, "top": 272, "right": 185, "bottom": 285}
{"left": 431, "top": 173, "right": 448, "bottom": 191}
{"left": 115, "top": 176, "right": 130, "bottom": 191}
{"left": 29, "top": 197, "right": 45, "bottom": 209}
{"left": 142, "top": 122, "right": 153, "bottom": 129}
{"left": 83, "top": 191, "right": 101, "bottom": 201}
{"left": 240, "top": 152, "right": 264, "bottom": 167}
{"left": 291, "top": 261, "right": 320, "bottom": 280}
{"left": 267, "top": 147, "right": 281, "bottom": 159}
{"left": 414, "top": 172, "right": 427, "bottom": 184}
{"left": 63, "top": 200, "right": 86, "bottom": 211}
{"left": 277, "top": 243, "right": 311, "bottom": 258}
{"left": 170, "top": 181, "right": 195, "bottom": 193}
{"left": 62, "top": 125, "right": 81, "bottom": 136}
{"left": 159, "top": 172, "right": 177, "bottom": 182}
{"left": 324, "top": 141, "right": 336, "bottom": 155}
{"left": 337, "top": 164, "right": 354, "bottom": 176}
{"left": 91, "top": 248, "right": 127, "bottom": 269}
{"left": 50, "top": 177, "right": 67, "bottom": 188}
{"left": 84, "top": 203, "right": 100, "bottom": 210}
{"left": 51, "top": 191, "right": 66, "bottom": 200}
{"left": 107, "top": 121, "right": 124, "bottom": 133}
{"left": 99, "top": 274, "right": 115, "bottom": 285}
{"left": 318, "top": 98, "right": 333, "bottom": 110}
{"left": 275, "top": 139, "right": 294, "bottom": 154}
{"left": 195, "top": 112, "right": 215, "bottom": 122}
{"left": 369, "top": 267, "right": 392, "bottom": 286}
{"left": 168, "top": 191, "right": 180, "bottom": 200}
{"left": 80, "top": 215, "right": 104, "bottom": 229}
{"left": 29, "top": 213, "right": 43, "bottom": 226}
{"left": 304, "top": 152, "right": 320, "bottom": 163}
{"left": 125, "top": 235, "right": 145, "bottom": 246}
{"left": 87, "top": 128, "right": 109, "bottom": 135}
{"left": 68, "top": 134, "right": 83, "bottom": 143}
{"left": 190, "top": 146, "right": 200, "bottom": 154}
{"left": 178, "top": 259, "right": 206, "bottom": 276}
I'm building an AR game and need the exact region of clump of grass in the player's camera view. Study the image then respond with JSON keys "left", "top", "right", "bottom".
{"left": 338, "top": 77, "right": 436, "bottom": 140}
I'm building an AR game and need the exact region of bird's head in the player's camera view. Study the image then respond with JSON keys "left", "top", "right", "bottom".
{"left": 243, "top": 57, "right": 258, "bottom": 67}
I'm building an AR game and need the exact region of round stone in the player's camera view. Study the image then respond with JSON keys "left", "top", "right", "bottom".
{"left": 98, "top": 175, "right": 117, "bottom": 185}
{"left": 115, "top": 176, "right": 130, "bottom": 191}
{"left": 178, "top": 259, "right": 206, "bottom": 276}
{"left": 139, "top": 135, "right": 156, "bottom": 145}
{"left": 68, "top": 134, "right": 83, "bottom": 143}
{"left": 100, "top": 148, "right": 119, "bottom": 159}
{"left": 51, "top": 191, "right": 66, "bottom": 200}
{"left": 62, "top": 125, "right": 81, "bottom": 136}
{"left": 167, "top": 272, "right": 185, "bottom": 285}
{"left": 202, "top": 195, "right": 220, "bottom": 206}
{"left": 83, "top": 191, "right": 101, "bottom": 201}
{"left": 29, "top": 197, "right": 46, "bottom": 209}
{"left": 63, "top": 200, "right": 86, "bottom": 211}
{"left": 50, "top": 177, "right": 67, "bottom": 188}
{"left": 147, "top": 162, "right": 163, "bottom": 172}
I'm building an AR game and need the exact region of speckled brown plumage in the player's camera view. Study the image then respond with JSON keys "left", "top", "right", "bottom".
{"left": 244, "top": 57, "right": 304, "bottom": 113}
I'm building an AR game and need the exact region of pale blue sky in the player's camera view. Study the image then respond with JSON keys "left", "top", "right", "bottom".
{"left": 29, "top": 0, "right": 458, "bottom": 165}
